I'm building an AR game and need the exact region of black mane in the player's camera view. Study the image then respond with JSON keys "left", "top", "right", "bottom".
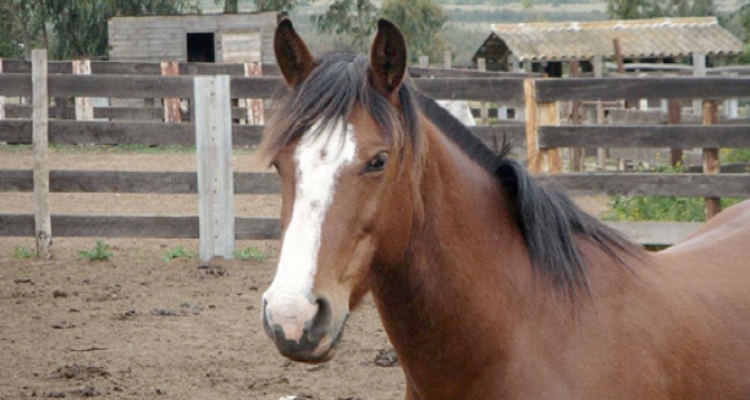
{"left": 416, "top": 93, "right": 643, "bottom": 298}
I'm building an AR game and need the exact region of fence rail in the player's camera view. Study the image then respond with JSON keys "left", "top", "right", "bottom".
{"left": 1, "top": 57, "right": 749, "bottom": 252}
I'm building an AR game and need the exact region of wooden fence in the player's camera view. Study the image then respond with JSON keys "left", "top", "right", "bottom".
{"left": 1, "top": 56, "right": 749, "bottom": 257}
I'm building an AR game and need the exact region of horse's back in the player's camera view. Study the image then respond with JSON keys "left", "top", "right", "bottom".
{"left": 661, "top": 200, "right": 750, "bottom": 255}
{"left": 653, "top": 200, "right": 750, "bottom": 397}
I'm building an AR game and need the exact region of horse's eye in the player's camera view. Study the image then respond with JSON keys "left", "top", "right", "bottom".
{"left": 365, "top": 152, "right": 389, "bottom": 173}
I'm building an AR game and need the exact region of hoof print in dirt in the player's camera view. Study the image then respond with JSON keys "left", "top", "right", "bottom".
{"left": 52, "top": 364, "right": 110, "bottom": 380}
{"left": 52, "top": 321, "right": 76, "bottom": 330}
{"left": 53, "top": 290, "right": 68, "bottom": 298}
{"left": 114, "top": 310, "right": 139, "bottom": 321}
{"left": 149, "top": 308, "right": 181, "bottom": 317}
{"left": 279, "top": 393, "right": 317, "bottom": 400}
{"left": 373, "top": 349, "right": 400, "bottom": 367}
{"left": 197, "top": 265, "right": 229, "bottom": 277}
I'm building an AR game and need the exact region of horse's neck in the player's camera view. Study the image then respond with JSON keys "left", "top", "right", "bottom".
{"left": 371, "top": 121, "right": 535, "bottom": 398}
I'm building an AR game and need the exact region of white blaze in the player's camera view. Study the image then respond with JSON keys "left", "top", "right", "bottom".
{"left": 265, "top": 119, "right": 358, "bottom": 304}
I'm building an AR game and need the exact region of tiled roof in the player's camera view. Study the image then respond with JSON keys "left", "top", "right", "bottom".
{"left": 481, "top": 17, "right": 743, "bottom": 61}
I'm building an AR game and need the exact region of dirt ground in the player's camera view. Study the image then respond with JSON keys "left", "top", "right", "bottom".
{"left": 0, "top": 147, "right": 610, "bottom": 399}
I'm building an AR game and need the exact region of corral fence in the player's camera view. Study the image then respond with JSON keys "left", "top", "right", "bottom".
{"left": 1, "top": 50, "right": 749, "bottom": 259}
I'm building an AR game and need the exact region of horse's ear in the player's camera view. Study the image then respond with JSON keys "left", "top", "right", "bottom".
{"left": 370, "top": 19, "right": 407, "bottom": 100}
{"left": 274, "top": 18, "right": 314, "bottom": 87}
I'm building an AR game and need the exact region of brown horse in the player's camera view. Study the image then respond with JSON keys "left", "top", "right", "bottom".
{"left": 259, "top": 18, "right": 750, "bottom": 399}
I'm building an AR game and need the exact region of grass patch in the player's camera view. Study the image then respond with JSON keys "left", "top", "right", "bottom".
{"left": 233, "top": 246, "right": 267, "bottom": 263}
{"left": 12, "top": 246, "right": 34, "bottom": 259}
{"left": 162, "top": 246, "right": 197, "bottom": 263}
{"left": 78, "top": 240, "right": 113, "bottom": 261}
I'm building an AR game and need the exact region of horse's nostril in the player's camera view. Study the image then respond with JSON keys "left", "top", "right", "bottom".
{"left": 308, "top": 296, "right": 332, "bottom": 340}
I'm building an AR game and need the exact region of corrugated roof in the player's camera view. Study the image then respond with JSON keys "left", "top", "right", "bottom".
{"left": 482, "top": 17, "right": 743, "bottom": 62}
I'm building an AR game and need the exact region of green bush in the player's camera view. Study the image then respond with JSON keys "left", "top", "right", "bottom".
{"left": 78, "top": 240, "right": 113, "bottom": 261}
{"left": 233, "top": 246, "right": 267, "bottom": 263}
{"left": 162, "top": 246, "right": 197, "bottom": 263}
{"left": 605, "top": 196, "right": 742, "bottom": 222}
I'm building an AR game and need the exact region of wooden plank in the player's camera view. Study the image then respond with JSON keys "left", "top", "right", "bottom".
{"left": 0, "top": 214, "right": 280, "bottom": 240}
{"left": 229, "top": 76, "right": 283, "bottom": 99}
{"left": 0, "top": 213, "right": 691, "bottom": 245}
{"left": 195, "top": 75, "right": 235, "bottom": 260}
{"left": 0, "top": 170, "right": 281, "bottom": 194}
{"left": 6, "top": 105, "right": 273, "bottom": 120}
{"left": 32, "top": 50, "right": 52, "bottom": 259}
{"left": 414, "top": 78, "right": 525, "bottom": 102}
{"left": 544, "top": 173, "right": 750, "bottom": 197}
{"left": 536, "top": 77, "right": 750, "bottom": 102}
{"left": 1, "top": 60, "right": 275, "bottom": 76}
{"left": 0, "top": 120, "right": 265, "bottom": 146}
{"left": 0, "top": 73, "right": 32, "bottom": 96}
{"left": 49, "top": 75, "right": 195, "bottom": 98}
{"left": 408, "top": 66, "right": 536, "bottom": 79}
{"left": 539, "top": 125, "right": 750, "bottom": 148}
{"left": 703, "top": 99, "right": 721, "bottom": 219}
{"left": 606, "top": 221, "right": 701, "bottom": 246}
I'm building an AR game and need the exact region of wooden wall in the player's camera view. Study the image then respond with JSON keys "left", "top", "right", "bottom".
{"left": 107, "top": 13, "right": 277, "bottom": 63}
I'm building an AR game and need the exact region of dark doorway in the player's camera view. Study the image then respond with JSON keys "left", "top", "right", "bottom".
{"left": 187, "top": 33, "right": 215, "bottom": 62}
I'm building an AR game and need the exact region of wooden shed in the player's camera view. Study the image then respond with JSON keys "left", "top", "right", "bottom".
{"left": 108, "top": 12, "right": 279, "bottom": 64}
{"left": 472, "top": 17, "right": 744, "bottom": 76}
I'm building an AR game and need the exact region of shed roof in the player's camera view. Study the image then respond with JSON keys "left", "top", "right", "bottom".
{"left": 476, "top": 17, "right": 743, "bottom": 62}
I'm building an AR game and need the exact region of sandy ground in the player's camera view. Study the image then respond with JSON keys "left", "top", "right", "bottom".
{"left": 0, "top": 147, "right": 610, "bottom": 399}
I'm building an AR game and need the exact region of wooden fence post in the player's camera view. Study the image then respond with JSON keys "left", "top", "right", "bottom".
{"left": 668, "top": 99, "right": 682, "bottom": 167}
{"left": 0, "top": 58, "right": 5, "bottom": 120}
{"left": 593, "top": 54, "right": 606, "bottom": 171}
{"left": 419, "top": 56, "right": 429, "bottom": 68}
{"left": 244, "top": 62, "right": 265, "bottom": 125}
{"left": 702, "top": 99, "right": 721, "bottom": 219}
{"left": 478, "top": 58, "right": 489, "bottom": 125}
{"left": 525, "top": 78, "right": 562, "bottom": 174}
{"left": 72, "top": 59, "right": 93, "bottom": 121}
{"left": 569, "top": 59, "right": 584, "bottom": 171}
{"left": 33, "top": 49, "right": 52, "bottom": 259}
{"left": 693, "top": 53, "right": 706, "bottom": 116}
{"left": 443, "top": 51, "right": 452, "bottom": 69}
{"left": 161, "top": 61, "right": 182, "bottom": 123}
{"left": 194, "top": 75, "right": 235, "bottom": 261}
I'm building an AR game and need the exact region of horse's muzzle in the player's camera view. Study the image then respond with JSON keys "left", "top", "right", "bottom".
{"left": 262, "top": 293, "right": 344, "bottom": 363}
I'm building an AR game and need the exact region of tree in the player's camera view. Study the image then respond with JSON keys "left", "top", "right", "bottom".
{"left": 607, "top": 0, "right": 715, "bottom": 20}
{"left": 313, "top": 0, "right": 379, "bottom": 52}
{"left": 225, "top": 0, "right": 238, "bottom": 13}
{"left": 255, "top": 0, "right": 300, "bottom": 11}
{"left": 0, "top": 1, "right": 24, "bottom": 58}
{"left": 380, "top": 0, "right": 447, "bottom": 62}
{"left": 0, "top": 0, "right": 197, "bottom": 60}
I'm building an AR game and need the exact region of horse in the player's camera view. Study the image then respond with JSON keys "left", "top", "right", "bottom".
{"left": 259, "top": 18, "right": 750, "bottom": 399}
